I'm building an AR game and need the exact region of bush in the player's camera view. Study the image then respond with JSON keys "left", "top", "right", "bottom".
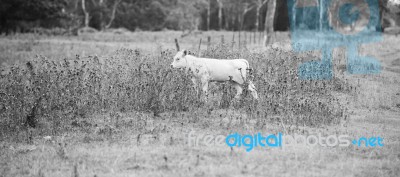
{"left": 0, "top": 44, "right": 354, "bottom": 139}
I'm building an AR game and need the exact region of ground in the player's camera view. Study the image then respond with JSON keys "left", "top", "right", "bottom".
{"left": 0, "top": 31, "right": 399, "bottom": 177}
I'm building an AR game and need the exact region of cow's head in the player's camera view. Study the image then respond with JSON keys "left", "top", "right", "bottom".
{"left": 171, "top": 49, "right": 188, "bottom": 69}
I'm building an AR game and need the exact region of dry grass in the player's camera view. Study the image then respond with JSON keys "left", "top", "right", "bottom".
{"left": 0, "top": 31, "right": 399, "bottom": 177}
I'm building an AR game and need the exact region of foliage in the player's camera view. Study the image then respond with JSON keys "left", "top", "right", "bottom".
{"left": 0, "top": 44, "right": 354, "bottom": 139}
{"left": 2, "top": 0, "right": 400, "bottom": 33}
{"left": 0, "top": 0, "right": 69, "bottom": 33}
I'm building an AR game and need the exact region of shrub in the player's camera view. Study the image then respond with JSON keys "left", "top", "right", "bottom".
{"left": 0, "top": 44, "right": 354, "bottom": 140}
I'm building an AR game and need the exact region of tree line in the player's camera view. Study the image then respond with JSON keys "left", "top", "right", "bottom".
{"left": 0, "top": 0, "right": 275, "bottom": 33}
{"left": 0, "top": 0, "right": 398, "bottom": 34}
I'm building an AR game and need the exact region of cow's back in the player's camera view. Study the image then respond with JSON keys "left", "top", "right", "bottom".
{"left": 202, "top": 58, "right": 249, "bottom": 84}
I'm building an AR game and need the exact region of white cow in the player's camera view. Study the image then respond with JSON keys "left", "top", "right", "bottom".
{"left": 170, "top": 49, "right": 258, "bottom": 100}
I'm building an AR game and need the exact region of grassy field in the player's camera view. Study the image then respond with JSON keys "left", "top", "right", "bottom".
{"left": 0, "top": 31, "right": 399, "bottom": 177}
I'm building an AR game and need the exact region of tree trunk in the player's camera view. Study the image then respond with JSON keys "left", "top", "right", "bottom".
{"left": 292, "top": 0, "right": 296, "bottom": 31}
{"left": 378, "top": 0, "right": 387, "bottom": 31}
{"left": 207, "top": 0, "right": 211, "bottom": 31}
{"left": 231, "top": 11, "right": 235, "bottom": 31}
{"left": 105, "top": 0, "right": 121, "bottom": 29}
{"left": 194, "top": 18, "right": 200, "bottom": 31}
{"left": 264, "top": 0, "right": 276, "bottom": 46}
{"left": 238, "top": 11, "right": 241, "bottom": 31}
{"left": 319, "top": 0, "right": 323, "bottom": 31}
{"left": 217, "top": 0, "right": 223, "bottom": 30}
{"left": 225, "top": 8, "right": 229, "bottom": 30}
{"left": 99, "top": 0, "right": 104, "bottom": 30}
{"left": 256, "top": 0, "right": 268, "bottom": 32}
{"left": 98, "top": 0, "right": 105, "bottom": 30}
{"left": 82, "top": 0, "right": 89, "bottom": 27}
{"left": 240, "top": 3, "right": 252, "bottom": 31}
{"left": 255, "top": 5, "right": 261, "bottom": 32}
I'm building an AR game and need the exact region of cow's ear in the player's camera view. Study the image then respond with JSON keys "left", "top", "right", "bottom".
{"left": 183, "top": 49, "right": 187, "bottom": 56}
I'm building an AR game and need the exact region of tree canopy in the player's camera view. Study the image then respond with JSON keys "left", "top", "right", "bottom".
{"left": 0, "top": 0, "right": 399, "bottom": 33}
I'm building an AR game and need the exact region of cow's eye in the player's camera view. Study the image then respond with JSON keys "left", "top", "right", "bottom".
{"left": 176, "top": 58, "right": 180, "bottom": 61}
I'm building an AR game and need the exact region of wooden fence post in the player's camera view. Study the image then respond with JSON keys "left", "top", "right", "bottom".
{"left": 238, "top": 31, "right": 241, "bottom": 50}
{"left": 175, "top": 38, "right": 180, "bottom": 51}
{"left": 254, "top": 30, "right": 256, "bottom": 44}
{"left": 207, "top": 36, "right": 211, "bottom": 50}
{"left": 197, "top": 38, "right": 202, "bottom": 57}
{"left": 244, "top": 31, "right": 247, "bottom": 48}
{"left": 231, "top": 33, "right": 235, "bottom": 51}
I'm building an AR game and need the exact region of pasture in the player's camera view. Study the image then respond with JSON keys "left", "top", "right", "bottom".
{"left": 0, "top": 31, "right": 399, "bottom": 177}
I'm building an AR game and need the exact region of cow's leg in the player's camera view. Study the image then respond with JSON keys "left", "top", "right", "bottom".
{"left": 232, "top": 82, "right": 243, "bottom": 99}
{"left": 247, "top": 80, "right": 258, "bottom": 100}
{"left": 191, "top": 78, "right": 199, "bottom": 97}
{"left": 201, "top": 81, "right": 209, "bottom": 101}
